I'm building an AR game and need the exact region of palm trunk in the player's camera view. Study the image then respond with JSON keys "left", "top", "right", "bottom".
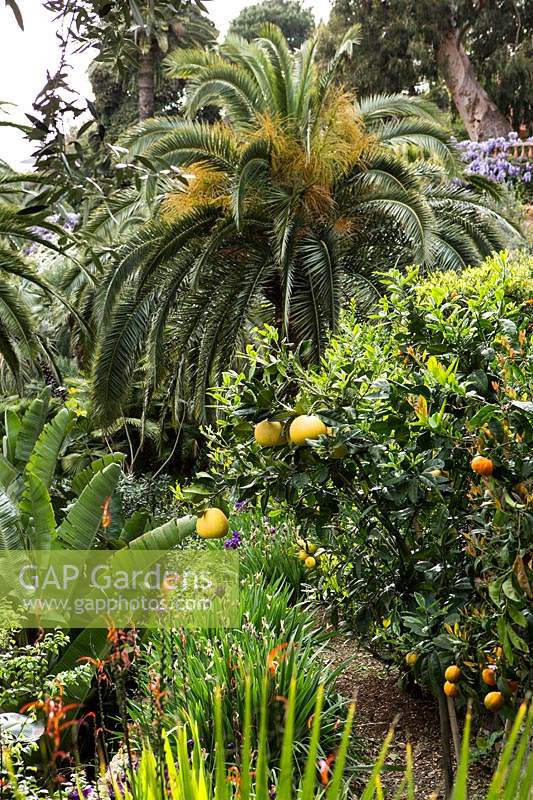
{"left": 138, "top": 45, "right": 156, "bottom": 120}
{"left": 436, "top": 26, "right": 511, "bottom": 141}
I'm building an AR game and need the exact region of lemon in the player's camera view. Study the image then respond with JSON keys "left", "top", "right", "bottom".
{"left": 304, "top": 556, "right": 316, "bottom": 569}
{"left": 196, "top": 508, "right": 229, "bottom": 539}
{"left": 405, "top": 652, "right": 419, "bottom": 667}
{"left": 289, "top": 415, "right": 328, "bottom": 445}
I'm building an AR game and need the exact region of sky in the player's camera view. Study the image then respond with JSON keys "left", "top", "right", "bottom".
{"left": 0, "top": 0, "right": 331, "bottom": 169}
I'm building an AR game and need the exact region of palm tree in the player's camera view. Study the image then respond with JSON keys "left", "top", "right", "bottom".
{"left": 0, "top": 167, "right": 89, "bottom": 390}
{"left": 92, "top": 25, "right": 518, "bottom": 424}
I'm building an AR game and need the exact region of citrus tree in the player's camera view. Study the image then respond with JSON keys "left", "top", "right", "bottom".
{"left": 185, "top": 251, "right": 533, "bottom": 714}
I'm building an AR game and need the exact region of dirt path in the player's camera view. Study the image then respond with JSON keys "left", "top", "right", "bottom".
{"left": 323, "top": 632, "right": 492, "bottom": 799}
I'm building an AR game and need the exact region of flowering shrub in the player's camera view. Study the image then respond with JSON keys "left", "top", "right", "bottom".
{"left": 457, "top": 132, "right": 532, "bottom": 190}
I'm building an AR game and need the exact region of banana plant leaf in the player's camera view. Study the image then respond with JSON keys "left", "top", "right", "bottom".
{"left": 22, "top": 471, "right": 56, "bottom": 550}
{"left": 25, "top": 407, "right": 75, "bottom": 490}
{"left": 14, "top": 389, "right": 50, "bottom": 465}
{"left": 56, "top": 462, "right": 122, "bottom": 549}
{"left": 127, "top": 514, "right": 197, "bottom": 549}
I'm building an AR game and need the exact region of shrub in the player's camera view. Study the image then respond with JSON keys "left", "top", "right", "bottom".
{"left": 188, "top": 251, "right": 533, "bottom": 709}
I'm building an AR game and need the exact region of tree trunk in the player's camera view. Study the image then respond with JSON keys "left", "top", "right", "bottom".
{"left": 436, "top": 26, "right": 511, "bottom": 141}
{"left": 138, "top": 46, "right": 156, "bottom": 120}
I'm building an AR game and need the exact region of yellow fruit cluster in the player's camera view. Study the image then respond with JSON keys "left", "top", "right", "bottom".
{"left": 254, "top": 415, "right": 329, "bottom": 447}
{"left": 443, "top": 665, "right": 461, "bottom": 697}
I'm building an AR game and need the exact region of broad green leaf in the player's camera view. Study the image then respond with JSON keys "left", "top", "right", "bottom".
{"left": 56, "top": 462, "right": 121, "bottom": 549}
{"left": 502, "top": 577, "right": 521, "bottom": 602}
{"left": 71, "top": 452, "right": 126, "bottom": 496}
{"left": 23, "top": 471, "right": 56, "bottom": 550}
{"left": 3, "top": 408, "right": 20, "bottom": 463}
{"left": 0, "top": 489, "right": 21, "bottom": 550}
{"left": 507, "top": 603, "right": 527, "bottom": 628}
{"left": 127, "top": 514, "right": 196, "bottom": 550}
{"left": 14, "top": 390, "right": 50, "bottom": 465}
{"left": 0, "top": 453, "right": 18, "bottom": 490}
{"left": 117, "top": 509, "right": 150, "bottom": 545}
{"left": 25, "top": 407, "right": 75, "bottom": 489}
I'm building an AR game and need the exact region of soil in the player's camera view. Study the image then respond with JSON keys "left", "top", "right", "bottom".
{"left": 323, "top": 631, "right": 493, "bottom": 799}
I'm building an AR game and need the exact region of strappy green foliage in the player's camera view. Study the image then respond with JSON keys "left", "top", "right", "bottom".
{"left": 92, "top": 26, "right": 518, "bottom": 424}
{"left": 100, "top": 683, "right": 533, "bottom": 800}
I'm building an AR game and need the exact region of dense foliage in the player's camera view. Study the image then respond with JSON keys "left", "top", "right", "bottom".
{"left": 320, "top": 0, "right": 531, "bottom": 136}
{"left": 192, "top": 251, "right": 533, "bottom": 707}
{"left": 0, "top": 4, "right": 532, "bottom": 798}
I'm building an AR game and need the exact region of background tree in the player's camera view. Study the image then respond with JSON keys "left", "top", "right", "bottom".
{"left": 320, "top": 0, "right": 531, "bottom": 139}
{"left": 228, "top": 0, "right": 315, "bottom": 49}
{"left": 87, "top": 4, "right": 217, "bottom": 174}
{"left": 44, "top": 0, "right": 216, "bottom": 121}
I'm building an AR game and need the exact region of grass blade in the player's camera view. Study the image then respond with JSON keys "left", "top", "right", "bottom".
{"left": 301, "top": 684, "right": 325, "bottom": 800}
{"left": 327, "top": 701, "right": 355, "bottom": 800}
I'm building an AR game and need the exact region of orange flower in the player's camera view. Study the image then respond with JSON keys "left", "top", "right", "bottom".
{"left": 318, "top": 754, "right": 336, "bottom": 785}
{"left": 267, "top": 643, "right": 289, "bottom": 675}
{"left": 101, "top": 497, "right": 112, "bottom": 529}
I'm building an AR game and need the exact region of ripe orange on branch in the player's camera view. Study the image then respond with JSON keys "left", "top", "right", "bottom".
{"left": 444, "top": 665, "right": 461, "bottom": 683}
{"left": 444, "top": 681, "right": 459, "bottom": 697}
{"left": 484, "top": 691, "right": 504, "bottom": 712}
{"left": 254, "top": 420, "right": 285, "bottom": 446}
{"left": 482, "top": 667, "right": 497, "bottom": 686}
{"left": 471, "top": 455, "right": 494, "bottom": 476}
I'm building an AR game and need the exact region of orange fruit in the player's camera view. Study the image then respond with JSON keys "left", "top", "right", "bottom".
{"left": 471, "top": 455, "right": 494, "bottom": 476}
{"left": 289, "top": 415, "right": 328, "bottom": 445}
{"left": 444, "top": 681, "right": 459, "bottom": 697}
{"left": 444, "top": 665, "right": 461, "bottom": 683}
{"left": 196, "top": 508, "right": 229, "bottom": 539}
{"left": 484, "top": 691, "right": 504, "bottom": 712}
{"left": 481, "top": 667, "right": 497, "bottom": 687}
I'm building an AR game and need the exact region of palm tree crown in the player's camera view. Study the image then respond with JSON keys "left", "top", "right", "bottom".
{"left": 92, "top": 25, "right": 517, "bottom": 424}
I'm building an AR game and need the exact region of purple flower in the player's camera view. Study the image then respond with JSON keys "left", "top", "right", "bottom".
{"left": 458, "top": 132, "right": 532, "bottom": 186}
{"left": 69, "top": 788, "right": 95, "bottom": 799}
{"left": 224, "top": 530, "right": 241, "bottom": 549}
{"left": 235, "top": 499, "right": 248, "bottom": 511}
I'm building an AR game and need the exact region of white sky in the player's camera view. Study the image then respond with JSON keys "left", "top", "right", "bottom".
{"left": 0, "top": 0, "right": 331, "bottom": 169}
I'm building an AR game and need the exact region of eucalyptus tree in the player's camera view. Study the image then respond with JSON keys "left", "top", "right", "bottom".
{"left": 92, "top": 26, "right": 517, "bottom": 424}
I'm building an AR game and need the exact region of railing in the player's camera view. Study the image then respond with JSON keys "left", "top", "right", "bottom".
{"left": 495, "top": 139, "right": 533, "bottom": 160}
